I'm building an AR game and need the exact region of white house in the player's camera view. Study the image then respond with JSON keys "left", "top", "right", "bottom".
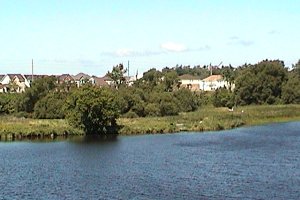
{"left": 201, "top": 75, "right": 230, "bottom": 91}
{"left": 179, "top": 74, "right": 202, "bottom": 91}
{"left": 0, "top": 74, "right": 30, "bottom": 93}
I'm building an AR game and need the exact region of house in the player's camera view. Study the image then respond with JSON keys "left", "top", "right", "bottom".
{"left": 24, "top": 74, "right": 48, "bottom": 85}
{"left": 179, "top": 74, "right": 202, "bottom": 91}
{"left": 0, "top": 74, "right": 30, "bottom": 93}
{"left": 91, "top": 76, "right": 109, "bottom": 87}
{"left": 201, "top": 75, "right": 230, "bottom": 91}
{"left": 102, "top": 75, "right": 114, "bottom": 86}
{"left": 57, "top": 74, "right": 75, "bottom": 84}
{"left": 72, "top": 73, "right": 91, "bottom": 87}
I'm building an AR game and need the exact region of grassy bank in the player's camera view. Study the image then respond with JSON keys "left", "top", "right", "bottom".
{"left": 118, "top": 104, "right": 300, "bottom": 135}
{"left": 0, "top": 104, "right": 300, "bottom": 139}
{"left": 0, "top": 116, "right": 83, "bottom": 140}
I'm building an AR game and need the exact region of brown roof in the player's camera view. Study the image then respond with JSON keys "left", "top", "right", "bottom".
{"left": 7, "top": 74, "right": 25, "bottom": 82}
{"left": 24, "top": 75, "right": 48, "bottom": 81}
{"left": 58, "top": 74, "right": 74, "bottom": 82}
{"left": 102, "top": 75, "right": 113, "bottom": 81}
{"left": 0, "top": 75, "right": 4, "bottom": 81}
{"left": 72, "top": 73, "right": 91, "bottom": 80}
{"left": 179, "top": 74, "right": 201, "bottom": 80}
{"left": 92, "top": 76, "right": 108, "bottom": 87}
{"left": 202, "top": 75, "right": 223, "bottom": 82}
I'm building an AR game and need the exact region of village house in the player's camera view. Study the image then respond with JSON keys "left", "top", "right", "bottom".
{"left": 201, "top": 75, "right": 230, "bottom": 91}
{"left": 0, "top": 74, "right": 30, "bottom": 93}
{"left": 178, "top": 74, "right": 202, "bottom": 91}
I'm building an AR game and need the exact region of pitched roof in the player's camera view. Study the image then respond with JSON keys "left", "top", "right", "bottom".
{"left": 24, "top": 75, "right": 48, "bottom": 81}
{"left": 72, "top": 73, "right": 91, "bottom": 80}
{"left": 102, "top": 75, "right": 113, "bottom": 81}
{"left": 202, "top": 75, "right": 223, "bottom": 82}
{"left": 179, "top": 74, "right": 201, "bottom": 80}
{"left": 0, "top": 75, "right": 4, "bottom": 82}
{"left": 92, "top": 76, "right": 108, "bottom": 87}
{"left": 7, "top": 74, "right": 25, "bottom": 82}
{"left": 58, "top": 74, "right": 74, "bottom": 82}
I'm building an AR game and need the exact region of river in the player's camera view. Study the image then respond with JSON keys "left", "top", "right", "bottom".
{"left": 1, "top": 122, "right": 300, "bottom": 199}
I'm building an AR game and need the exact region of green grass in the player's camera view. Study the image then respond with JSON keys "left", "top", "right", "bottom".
{"left": 1, "top": 104, "right": 300, "bottom": 139}
{"left": 118, "top": 104, "right": 300, "bottom": 135}
{"left": 0, "top": 116, "right": 83, "bottom": 140}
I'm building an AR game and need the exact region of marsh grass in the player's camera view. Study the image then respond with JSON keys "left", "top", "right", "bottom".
{"left": 0, "top": 116, "right": 83, "bottom": 140}
{"left": 118, "top": 104, "right": 300, "bottom": 135}
{"left": 1, "top": 104, "right": 300, "bottom": 139}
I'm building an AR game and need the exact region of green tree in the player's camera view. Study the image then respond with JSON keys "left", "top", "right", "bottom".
{"left": 212, "top": 88, "right": 234, "bottom": 108}
{"left": 18, "top": 76, "right": 57, "bottom": 113}
{"left": 64, "top": 85, "right": 120, "bottom": 135}
{"left": 282, "top": 73, "right": 300, "bottom": 104}
{"left": 33, "top": 92, "right": 68, "bottom": 119}
{"left": 234, "top": 60, "right": 287, "bottom": 105}
{"left": 108, "top": 63, "right": 127, "bottom": 88}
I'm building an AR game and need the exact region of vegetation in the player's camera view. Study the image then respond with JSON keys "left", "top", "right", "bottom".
{"left": 0, "top": 59, "right": 299, "bottom": 138}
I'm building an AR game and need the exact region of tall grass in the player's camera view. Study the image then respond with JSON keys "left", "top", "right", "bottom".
{"left": 118, "top": 104, "right": 300, "bottom": 135}
{"left": 1, "top": 104, "right": 300, "bottom": 139}
{"left": 0, "top": 116, "right": 83, "bottom": 140}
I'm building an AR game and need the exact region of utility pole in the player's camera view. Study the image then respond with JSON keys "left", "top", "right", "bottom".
{"left": 31, "top": 59, "right": 34, "bottom": 82}
{"left": 127, "top": 60, "right": 130, "bottom": 77}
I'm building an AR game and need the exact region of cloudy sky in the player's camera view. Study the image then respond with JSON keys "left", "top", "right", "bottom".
{"left": 0, "top": 0, "right": 299, "bottom": 76}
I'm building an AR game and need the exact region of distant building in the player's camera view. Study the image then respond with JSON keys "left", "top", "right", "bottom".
{"left": 201, "top": 75, "right": 230, "bottom": 91}
{"left": 0, "top": 74, "right": 30, "bottom": 93}
{"left": 72, "top": 73, "right": 91, "bottom": 87}
{"left": 179, "top": 74, "right": 202, "bottom": 91}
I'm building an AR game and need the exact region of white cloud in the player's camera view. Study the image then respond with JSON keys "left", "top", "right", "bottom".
{"left": 160, "top": 42, "right": 187, "bottom": 52}
{"left": 115, "top": 48, "right": 133, "bottom": 57}
{"left": 228, "top": 36, "right": 254, "bottom": 47}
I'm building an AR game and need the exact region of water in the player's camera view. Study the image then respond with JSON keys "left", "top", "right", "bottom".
{"left": 1, "top": 122, "right": 300, "bottom": 199}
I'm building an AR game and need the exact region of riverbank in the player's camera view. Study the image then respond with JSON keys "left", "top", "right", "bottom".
{"left": 118, "top": 104, "right": 300, "bottom": 135}
{"left": 0, "top": 104, "right": 300, "bottom": 139}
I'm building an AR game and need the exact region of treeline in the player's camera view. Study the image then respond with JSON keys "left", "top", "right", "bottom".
{"left": 212, "top": 60, "right": 300, "bottom": 107}
{"left": 0, "top": 59, "right": 299, "bottom": 134}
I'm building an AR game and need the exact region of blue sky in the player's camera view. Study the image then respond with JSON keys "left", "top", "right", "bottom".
{"left": 0, "top": 0, "right": 299, "bottom": 76}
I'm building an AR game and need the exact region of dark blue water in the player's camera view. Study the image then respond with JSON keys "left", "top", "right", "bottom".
{"left": 1, "top": 122, "right": 300, "bottom": 199}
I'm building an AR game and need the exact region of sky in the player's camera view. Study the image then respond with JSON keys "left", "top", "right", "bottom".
{"left": 0, "top": 0, "right": 299, "bottom": 76}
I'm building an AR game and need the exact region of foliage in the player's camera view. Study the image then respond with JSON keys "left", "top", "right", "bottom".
{"left": 212, "top": 88, "right": 234, "bottom": 108}
{"left": 234, "top": 60, "right": 287, "bottom": 105}
{"left": 282, "top": 73, "right": 300, "bottom": 104}
{"left": 17, "top": 76, "right": 57, "bottom": 113}
{"left": 107, "top": 63, "right": 127, "bottom": 88}
{"left": 64, "top": 85, "right": 120, "bottom": 135}
{"left": 0, "top": 93, "right": 21, "bottom": 114}
{"left": 34, "top": 92, "right": 67, "bottom": 119}
{"left": 173, "top": 88, "right": 199, "bottom": 112}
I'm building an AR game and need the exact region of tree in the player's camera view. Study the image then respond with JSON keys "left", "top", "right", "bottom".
{"left": 282, "top": 73, "right": 300, "bottom": 104}
{"left": 108, "top": 63, "right": 127, "bottom": 88}
{"left": 234, "top": 60, "right": 287, "bottom": 105}
{"left": 212, "top": 88, "right": 234, "bottom": 108}
{"left": 17, "top": 76, "right": 57, "bottom": 113}
{"left": 33, "top": 92, "right": 67, "bottom": 119}
{"left": 64, "top": 85, "right": 120, "bottom": 135}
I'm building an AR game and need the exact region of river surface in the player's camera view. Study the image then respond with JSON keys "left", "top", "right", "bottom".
{"left": 0, "top": 122, "right": 300, "bottom": 199}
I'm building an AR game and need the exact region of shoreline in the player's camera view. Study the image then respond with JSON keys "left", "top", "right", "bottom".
{"left": 1, "top": 104, "right": 300, "bottom": 140}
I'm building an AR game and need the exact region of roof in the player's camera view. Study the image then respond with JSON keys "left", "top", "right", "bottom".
{"left": 24, "top": 75, "right": 48, "bottom": 81}
{"left": 72, "top": 73, "right": 91, "bottom": 80}
{"left": 102, "top": 75, "right": 113, "bottom": 81}
{"left": 202, "top": 75, "right": 223, "bottom": 82}
{"left": 7, "top": 74, "right": 25, "bottom": 82}
{"left": 92, "top": 76, "right": 108, "bottom": 87}
{"left": 0, "top": 75, "right": 4, "bottom": 82}
{"left": 179, "top": 74, "right": 201, "bottom": 80}
{"left": 58, "top": 74, "right": 74, "bottom": 82}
